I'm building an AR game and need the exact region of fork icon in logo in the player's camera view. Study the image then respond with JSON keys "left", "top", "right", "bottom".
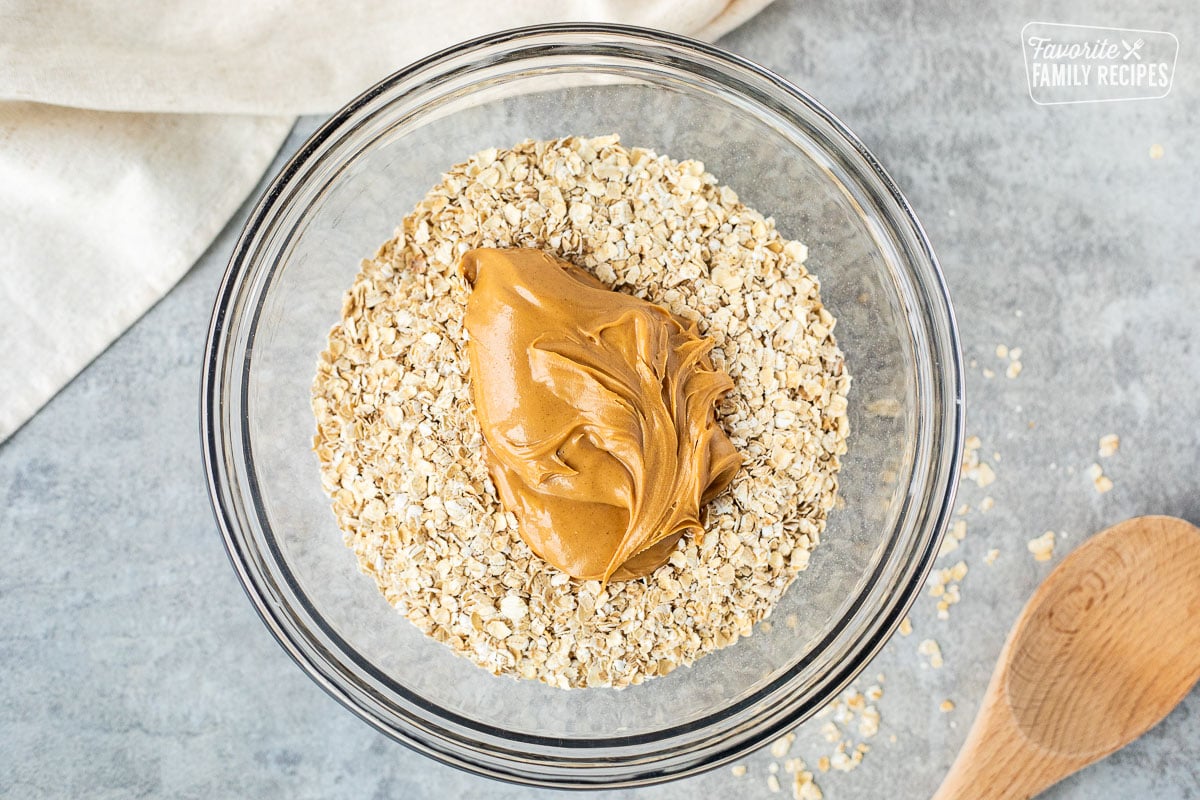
{"left": 1122, "top": 38, "right": 1145, "bottom": 60}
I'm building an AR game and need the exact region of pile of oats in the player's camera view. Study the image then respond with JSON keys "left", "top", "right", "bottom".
{"left": 311, "top": 135, "right": 850, "bottom": 688}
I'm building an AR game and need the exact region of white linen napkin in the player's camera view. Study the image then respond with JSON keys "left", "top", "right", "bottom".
{"left": 0, "top": 0, "right": 772, "bottom": 442}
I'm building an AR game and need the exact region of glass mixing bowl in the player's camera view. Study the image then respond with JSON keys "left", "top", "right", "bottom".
{"left": 202, "top": 24, "right": 963, "bottom": 789}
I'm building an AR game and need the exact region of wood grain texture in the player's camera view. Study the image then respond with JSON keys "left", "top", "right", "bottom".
{"left": 933, "top": 516, "right": 1200, "bottom": 800}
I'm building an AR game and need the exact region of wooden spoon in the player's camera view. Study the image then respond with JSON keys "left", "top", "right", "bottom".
{"left": 932, "top": 515, "right": 1200, "bottom": 800}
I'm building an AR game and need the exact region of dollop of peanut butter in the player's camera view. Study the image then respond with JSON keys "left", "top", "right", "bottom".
{"left": 461, "top": 248, "right": 741, "bottom": 583}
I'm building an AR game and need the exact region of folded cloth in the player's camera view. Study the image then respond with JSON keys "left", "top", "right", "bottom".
{"left": 0, "top": 0, "right": 771, "bottom": 442}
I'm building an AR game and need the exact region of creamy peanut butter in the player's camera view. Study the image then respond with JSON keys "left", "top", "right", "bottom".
{"left": 461, "top": 248, "right": 741, "bottom": 584}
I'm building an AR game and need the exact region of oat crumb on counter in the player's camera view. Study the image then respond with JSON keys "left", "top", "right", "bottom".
{"left": 937, "top": 536, "right": 959, "bottom": 558}
{"left": 961, "top": 436, "right": 996, "bottom": 487}
{"left": 1028, "top": 531, "right": 1056, "bottom": 561}
{"left": 974, "top": 462, "right": 996, "bottom": 487}
{"left": 731, "top": 764, "right": 747, "bottom": 777}
{"left": 939, "top": 699, "right": 956, "bottom": 713}
{"left": 1098, "top": 434, "right": 1120, "bottom": 458}
{"left": 792, "top": 770, "right": 823, "bottom": 799}
{"left": 985, "top": 548, "right": 1000, "bottom": 565}
{"left": 918, "top": 638, "right": 944, "bottom": 668}
{"left": 928, "top": 561, "right": 968, "bottom": 620}
{"left": 771, "top": 732, "right": 796, "bottom": 758}
{"left": 938, "top": 519, "right": 967, "bottom": 559}
{"left": 1087, "top": 462, "right": 1114, "bottom": 493}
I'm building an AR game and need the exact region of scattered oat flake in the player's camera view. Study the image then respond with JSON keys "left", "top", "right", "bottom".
{"left": 980, "top": 496, "right": 994, "bottom": 512}
{"left": 919, "top": 638, "right": 944, "bottom": 668}
{"left": 771, "top": 732, "right": 796, "bottom": 758}
{"left": 858, "top": 706, "right": 881, "bottom": 737}
{"left": 1098, "top": 434, "right": 1120, "bottom": 458}
{"left": 768, "top": 773, "right": 782, "bottom": 793}
{"left": 937, "top": 535, "right": 959, "bottom": 558}
{"left": 1009, "top": 347, "right": 1022, "bottom": 360}
{"left": 940, "top": 700, "right": 956, "bottom": 712}
{"left": 1006, "top": 360, "right": 1023, "bottom": 379}
{"left": 793, "top": 770, "right": 824, "bottom": 800}
{"left": 899, "top": 616, "right": 913, "bottom": 636}
{"left": 1087, "top": 462, "right": 1114, "bottom": 493}
{"left": 928, "top": 560, "right": 967, "bottom": 620}
{"left": 961, "top": 438, "right": 997, "bottom": 488}
{"left": 985, "top": 548, "right": 1000, "bottom": 565}
{"left": 817, "top": 756, "right": 830, "bottom": 772}
{"left": 1150, "top": 143, "right": 1165, "bottom": 159}
{"left": 1028, "top": 531, "right": 1056, "bottom": 562}
{"left": 731, "top": 764, "right": 747, "bottom": 777}
{"left": 995, "top": 344, "right": 1009, "bottom": 359}
{"left": 829, "top": 741, "right": 865, "bottom": 772}
{"left": 982, "top": 368, "right": 996, "bottom": 379}
{"left": 974, "top": 462, "right": 996, "bottom": 487}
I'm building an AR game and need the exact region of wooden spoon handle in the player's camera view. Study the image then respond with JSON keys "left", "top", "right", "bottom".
{"left": 931, "top": 682, "right": 1083, "bottom": 800}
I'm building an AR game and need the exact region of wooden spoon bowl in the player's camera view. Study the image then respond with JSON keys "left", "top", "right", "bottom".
{"left": 933, "top": 515, "right": 1200, "bottom": 799}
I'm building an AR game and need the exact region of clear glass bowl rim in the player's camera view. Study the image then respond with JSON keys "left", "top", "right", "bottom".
{"left": 201, "top": 22, "right": 965, "bottom": 789}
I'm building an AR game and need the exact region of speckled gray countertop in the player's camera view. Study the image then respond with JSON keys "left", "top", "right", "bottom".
{"left": 3, "top": 1, "right": 1198, "bottom": 797}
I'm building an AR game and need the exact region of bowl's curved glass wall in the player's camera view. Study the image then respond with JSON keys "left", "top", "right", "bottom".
{"left": 204, "top": 26, "right": 962, "bottom": 787}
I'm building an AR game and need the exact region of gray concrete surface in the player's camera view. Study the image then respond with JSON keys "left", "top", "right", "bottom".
{"left": 3, "top": 0, "right": 1198, "bottom": 797}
